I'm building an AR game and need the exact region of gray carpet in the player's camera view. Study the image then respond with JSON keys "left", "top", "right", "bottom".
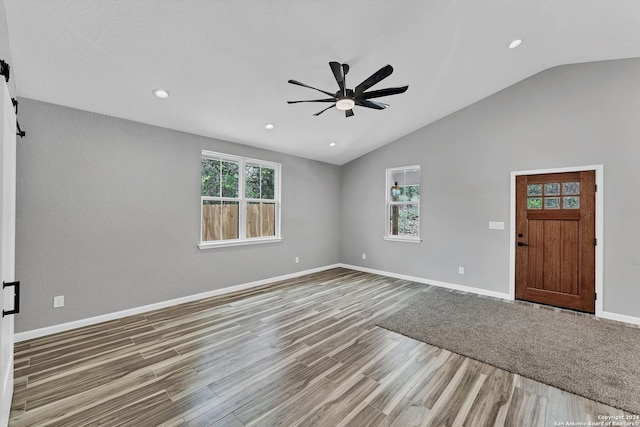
{"left": 377, "top": 287, "right": 640, "bottom": 414}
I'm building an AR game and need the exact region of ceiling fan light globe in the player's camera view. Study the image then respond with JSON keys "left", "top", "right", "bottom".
{"left": 336, "top": 98, "right": 355, "bottom": 111}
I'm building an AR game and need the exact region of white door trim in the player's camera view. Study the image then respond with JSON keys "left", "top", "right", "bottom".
{"left": 509, "top": 165, "right": 604, "bottom": 316}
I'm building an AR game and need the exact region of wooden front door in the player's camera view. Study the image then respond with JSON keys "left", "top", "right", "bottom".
{"left": 515, "top": 171, "right": 596, "bottom": 313}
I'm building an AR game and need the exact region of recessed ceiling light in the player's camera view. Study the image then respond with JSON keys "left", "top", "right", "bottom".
{"left": 264, "top": 123, "right": 275, "bottom": 130}
{"left": 509, "top": 39, "right": 523, "bottom": 49}
{"left": 329, "top": 142, "right": 336, "bottom": 147}
{"left": 152, "top": 89, "right": 170, "bottom": 99}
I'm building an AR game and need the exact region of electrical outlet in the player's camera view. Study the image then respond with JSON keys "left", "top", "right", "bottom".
{"left": 362, "top": 253, "right": 367, "bottom": 260}
{"left": 53, "top": 295, "right": 64, "bottom": 308}
{"left": 458, "top": 267, "right": 465, "bottom": 275}
{"left": 295, "top": 256, "right": 299, "bottom": 264}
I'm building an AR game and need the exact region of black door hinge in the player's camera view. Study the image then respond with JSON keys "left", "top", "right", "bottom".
{"left": 0, "top": 59, "right": 9, "bottom": 83}
{"left": 595, "top": 292, "right": 597, "bottom": 301}
{"left": 594, "top": 238, "right": 597, "bottom": 246}
{"left": 594, "top": 184, "right": 597, "bottom": 192}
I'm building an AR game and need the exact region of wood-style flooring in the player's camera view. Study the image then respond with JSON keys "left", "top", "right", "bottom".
{"left": 9, "top": 268, "right": 635, "bottom": 426}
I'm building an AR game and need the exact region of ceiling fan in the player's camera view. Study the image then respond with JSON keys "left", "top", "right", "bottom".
{"left": 287, "top": 61, "right": 408, "bottom": 117}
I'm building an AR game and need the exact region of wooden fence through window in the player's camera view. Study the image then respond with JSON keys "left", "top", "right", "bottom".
{"left": 202, "top": 203, "right": 275, "bottom": 241}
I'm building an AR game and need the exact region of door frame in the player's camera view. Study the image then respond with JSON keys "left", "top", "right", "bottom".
{"left": 509, "top": 165, "right": 604, "bottom": 316}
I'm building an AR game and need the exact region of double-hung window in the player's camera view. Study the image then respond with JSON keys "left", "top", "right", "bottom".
{"left": 200, "top": 150, "right": 281, "bottom": 248}
{"left": 385, "top": 165, "right": 421, "bottom": 242}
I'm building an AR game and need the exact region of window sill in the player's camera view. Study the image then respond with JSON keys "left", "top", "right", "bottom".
{"left": 383, "top": 236, "right": 422, "bottom": 244}
{"left": 199, "top": 237, "right": 283, "bottom": 250}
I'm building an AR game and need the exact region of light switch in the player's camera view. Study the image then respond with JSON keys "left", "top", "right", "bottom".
{"left": 489, "top": 222, "right": 505, "bottom": 230}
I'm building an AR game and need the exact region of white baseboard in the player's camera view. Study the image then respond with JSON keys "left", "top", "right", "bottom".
{"left": 600, "top": 310, "right": 640, "bottom": 327}
{"left": 339, "top": 263, "right": 512, "bottom": 300}
{"left": 15, "top": 264, "right": 342, "bottom": 342}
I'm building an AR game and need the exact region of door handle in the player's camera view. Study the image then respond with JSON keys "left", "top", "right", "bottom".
{"left": 3, "top": 281, "right": 20, "bottom": 317}
{"left": 517, "top": 242, "right": 529, "bottom": 247}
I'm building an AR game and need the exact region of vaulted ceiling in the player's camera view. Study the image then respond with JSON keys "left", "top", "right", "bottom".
{"left": 5, "top": 1, "right": 640, "bottom": 164}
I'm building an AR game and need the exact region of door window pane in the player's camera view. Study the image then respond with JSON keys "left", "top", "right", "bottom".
{"left": 562, "top": 182, "right": 580, "bottom": 195}
{"left": 527, "top": 184, "right": 542, "bottom": 196}
{"left": 544, "top": 197, "right": 561, "bottom": 209}
{"left": 563, "top": 196, "right": 580, "bottom": 209}
{"left": 528, "top": 197, "right": 542, "bottom": 209}
{"left": 544, "top": 183, "right": 561, "bottom": 196}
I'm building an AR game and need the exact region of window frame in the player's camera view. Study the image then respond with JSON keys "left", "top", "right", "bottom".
{"left": 199, "top": 150, "right": 282, "bottom": 249}
{"left": 384, "top": 165, "right": 422, "bottom": 243}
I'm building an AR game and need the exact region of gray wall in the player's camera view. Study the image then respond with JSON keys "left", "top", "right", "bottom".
{"left": 15, "top": 99, "right": 341, "bottom": 332}
{"left": 340, "top": 58, "right": 640, "bottom": 318}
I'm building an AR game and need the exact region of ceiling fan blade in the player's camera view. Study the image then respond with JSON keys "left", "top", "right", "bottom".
{"left": 345, "top": 109, "right": 354, "bottom": 118}
{"left": 354, "top": 64, "right": 394, "bottom": 96}
{"left": 288, "top": 79, "right": 335, "bottom": 97}
{"left": 342, "top": 64, "right": 350, "bottom": 76}
{"left": 313, "top": 104, "right": 336, "bottom": 116}
{"left": 360, "top": 85, "right": 408, "bottom": 100}
{"left": 287, "top": 98, "right": 336, "bottom": 104}
{"left": 356, "top": 99, "right": 388, "bottom": 110}
{"left": 329, "top": 61, "right": 345, "bottom": 95}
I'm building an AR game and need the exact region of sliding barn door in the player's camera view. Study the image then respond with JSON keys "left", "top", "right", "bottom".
{"left": 0, "top": 80, "right": 17, "bottom": 427}
{"left": 515, "top": 171, "right": 596, "bottom": 313}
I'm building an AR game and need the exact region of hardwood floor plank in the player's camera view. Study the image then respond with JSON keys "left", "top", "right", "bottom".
{"left": 296, "top": 374, "right": 380, "bottom": 426}
{"left": 504, "top": 387, "right": 547, "bottom": 427}
{"left": 367, "top": 346, "right": 443, "bottom": 414}
{"left": 463, "top": 368, "right": 515, "bottom": 427}
{"left": 383, "top": 396, "right": 430, "bottom": 427}
{"left": 419, "top": 364, "right": 485, "bottom": 426}
{"left": 235, "top": 357, "right": 339, "bottom": 426}
{"left": 339, "top": 402, "right": 386, "bottom": 427}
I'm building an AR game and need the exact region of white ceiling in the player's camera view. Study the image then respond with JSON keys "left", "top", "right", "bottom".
{"left": 4, "top": 1, "right": 640, "bottom": 165}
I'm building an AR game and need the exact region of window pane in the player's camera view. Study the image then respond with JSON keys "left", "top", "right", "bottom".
{"left": 563, "top": 182, "right": 580, "bottom": 195}
{"left": 221, "top": 161, "right": 239, "bottom": 198}
{"left": 202, "top": 200, "right": 220, "bottom": 241}
{"left": 404, "top": 169, "right": 420, "bottom": 186}
{"left": 398, "top": 204, "right": 420, "bottom": 237}
{"left": 201, "top": 159, "right": 220, "bottom": 197}
{"left": 527, "top": 197, "right": 542, "bottom": 209}
{"left": 221, "top": 201, "right": 239, "bottom": 239}
{"left": 527, "top": 184, "right": 542, "bottom": 196}
{"left": 202, "top": 201, "right": 238, "bottom": 241}
{"left": 246, "top": 202, "right": 275, "bottom": 238}
{"left": 261, "top": 167, "right": 275, "bottom": 200}
{"left": 544, "top": 183, "right": 560, "bottom": 196}
{"left": 544, "top": 197, "right": 560, "bottom": 209}
{"left": 391, "top": 171, "right": 406, "bottom": 187}
{"left": 404, "top": 185, "right": 420, "bottom": 202}
{"left": 245, "top": 164, "right": 260, "bottom": 198}
{"left": 390, "top": 204, "right": 419, "bottom": 237}
{"left": 563, "top": 196, "right": 580, "bottom": 209}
